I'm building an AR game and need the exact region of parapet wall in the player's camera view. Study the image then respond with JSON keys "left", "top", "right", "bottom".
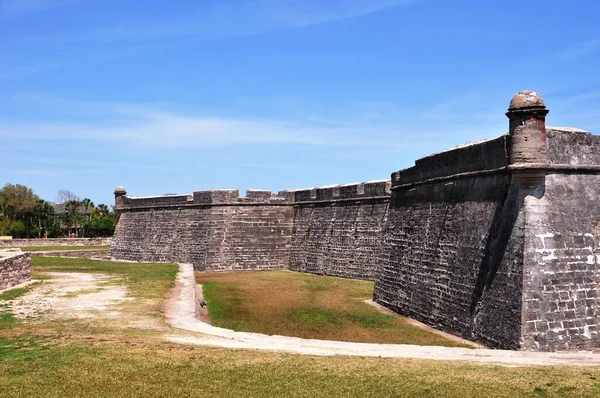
{"left": 0, "top": 253, "right": 31, "bottom": 291}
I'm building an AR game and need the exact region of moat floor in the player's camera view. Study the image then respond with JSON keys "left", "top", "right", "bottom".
{"left": 166, "top": 263, "right": 600, "bottom": 366}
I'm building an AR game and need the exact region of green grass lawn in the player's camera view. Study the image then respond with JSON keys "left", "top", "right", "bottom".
{"left": 6, "top": 245, "right": 110, "bottom": 252}
{"left": 196, "top": 270, "right": 471, "bottom": 347}
{"left": 1, "top": 258, "right": 600, "bottom": 397}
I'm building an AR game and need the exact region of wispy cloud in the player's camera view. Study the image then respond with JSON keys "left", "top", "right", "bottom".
{"left": 0, "top": 0, "right": 68, "bottom": 18}
{"left": 0, "top": 106, "right": 421, "bottom": 149}
{"left": 5, "top": 168, "right": 96, "bottom": 177}
{"left": 2, "top": 0, "right": 418, "bottom": 80}
{"left": 554, "top": 38, "right": 600, "bottom": 61}
{"left": 0, "top": 91, "right": 507, "bottom": 155}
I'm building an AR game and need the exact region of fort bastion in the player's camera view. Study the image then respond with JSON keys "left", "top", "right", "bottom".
{"left": 110, "top": 91, "right": 600, "bottom": 351}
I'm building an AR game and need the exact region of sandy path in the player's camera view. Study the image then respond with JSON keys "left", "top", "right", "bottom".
{"left": 7, "top": 272, "right": 132, "bottom": 320}
{"left": 164, "top": 263, "right": 600, "bottom": 366}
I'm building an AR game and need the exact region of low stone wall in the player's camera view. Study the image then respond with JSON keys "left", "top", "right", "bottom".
{"left": 0, "top": 253, "right": 31, "bottom": 291}
{"left": 0, "top": 237, "right": 112, "bottom": 248}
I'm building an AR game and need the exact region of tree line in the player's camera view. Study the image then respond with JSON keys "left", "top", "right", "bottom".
{"left": 0, "top": 184, "right": 117, "bottom": 238}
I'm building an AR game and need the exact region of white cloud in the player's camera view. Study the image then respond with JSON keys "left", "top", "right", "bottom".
{"left": 0, "top": 106, "right": 418, "bottom": 149}
{"left": 561, "top": 38, "right": 600, "bottom": 59}
{"left": 0, "top": 91, "right": 506, "bottom": 154}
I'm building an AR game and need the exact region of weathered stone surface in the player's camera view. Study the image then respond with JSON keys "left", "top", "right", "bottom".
{"left": 290, "top": 181, "right": 389, "bottom": 281}
{"left": 111, "top": 184, "right": 388, "bottom": 280}
{"left": 374, "top": 137, "right": 526, "bottom": 349}
{"left": 374, "top": 119, "right": 600, "bottom": 351}
{"left": 519, "top": 129, "right": 600, "bottom": 351}
{"left": 111, "top": 196, "right": 293, "bottom": 271}
{"left": 0, "top": 253, "right": 31, "bottom": 291}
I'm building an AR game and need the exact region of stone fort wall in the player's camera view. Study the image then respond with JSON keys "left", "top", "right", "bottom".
{"left": 374, "top": 136, "right": 526, "bottom": 349}
{"left": 110, "top": 183, "right": 389, "bottom": 279}
{"left": 110, "top": 190, "right": 294, "bottom": 271}
{"left": 289, "top": 181, "right": 389, "bottom": 281}
{"left": 110, "top": 91, "right": 600, "bottom": 351}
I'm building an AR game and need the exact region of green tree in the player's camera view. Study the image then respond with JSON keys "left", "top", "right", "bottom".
{"left": 0, "top": 183, "right": 48, "bottom": 238}
{"left": 0, "top": 184, "right": 38, "bottom": 221}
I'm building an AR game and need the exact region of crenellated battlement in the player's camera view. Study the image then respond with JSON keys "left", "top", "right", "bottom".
{"left": 116, "top": 181, "right": 392, "bottom": 211}
{"left": 288, "top": 180, "right": 390, "bottom": 203}
{"left": 117, "top": 189, "right": 292, "bottom": 210}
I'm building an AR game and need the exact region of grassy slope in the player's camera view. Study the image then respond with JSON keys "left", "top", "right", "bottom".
{"left": 197, "top": 270, "right": 467, "bottom": 347}
{"left": 1, "top": 258, "right": 600, "bottom": 397}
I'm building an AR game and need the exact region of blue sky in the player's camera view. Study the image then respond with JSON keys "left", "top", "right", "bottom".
{"left": 1, "top": 0, "right": 599, "bottom": 206}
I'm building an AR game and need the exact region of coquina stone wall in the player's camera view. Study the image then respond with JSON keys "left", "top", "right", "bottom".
{"left": 110, "top": 190, "right": 294, "bottom": 271}
{"left": 289, "top": 181, "right": 389, "bottom": 281}
{"left": 374, "top": 92, "right": 600, "bottom": 351}
{"left": 0, "top": 253, "right": 31, "bottom": 291}
{"left": 519, "top": 128, "right": 600, "bottom": 351}
{"left": 111, "top": 185, "right": 387, "bottom": 279}
{"left": 374, "top": 136, "right": 527, "bottom": 349}
{"left": 0, "top": 237, "right": 112, "bottom": 247}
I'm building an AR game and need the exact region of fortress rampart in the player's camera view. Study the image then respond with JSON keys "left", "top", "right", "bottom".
{"left": 111, "top": 181, "right": 389, "bottom": 280}
{"left": 110, "top": 91, "right": 600, "bottom": 351}
{"left": 111, "top": 189, "right": 294, "bottom": 272}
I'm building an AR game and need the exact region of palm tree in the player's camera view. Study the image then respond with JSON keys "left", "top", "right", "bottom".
{"left": 64, "top": 200, "right": 84, "bottom": 237}
{"left": 96, "top": 204, "right": 110, "bottom": 218}
{"left": 81, "top": 198, "right": 95, "bottom": 212}
{"left": 33, "top": 200, "right": 54, "bottom": 238}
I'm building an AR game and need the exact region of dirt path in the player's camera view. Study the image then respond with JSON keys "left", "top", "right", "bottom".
{"left": 164, "top": 263, "right": 600, "bottom": 366}
{"left": 7, "top": 272, "right": 133, "bottom": 320}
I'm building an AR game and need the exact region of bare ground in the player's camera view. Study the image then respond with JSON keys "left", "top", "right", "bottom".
{"left": 2, "top": 271, "right": 165, "bottom": 331}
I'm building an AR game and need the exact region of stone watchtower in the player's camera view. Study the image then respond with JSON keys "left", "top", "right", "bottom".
{"left": 506, "top": 90, "right": 549, "bottom": 186}
{"left": 114, "top": 186, "right": 127, "bottom": 210}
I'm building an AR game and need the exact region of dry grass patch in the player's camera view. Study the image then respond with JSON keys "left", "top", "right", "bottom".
{"left": 2, "top": 338, "right": 600, "bottom": 398}
{"left": 196, "top": 270, "right": 470, "bottom": 347}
